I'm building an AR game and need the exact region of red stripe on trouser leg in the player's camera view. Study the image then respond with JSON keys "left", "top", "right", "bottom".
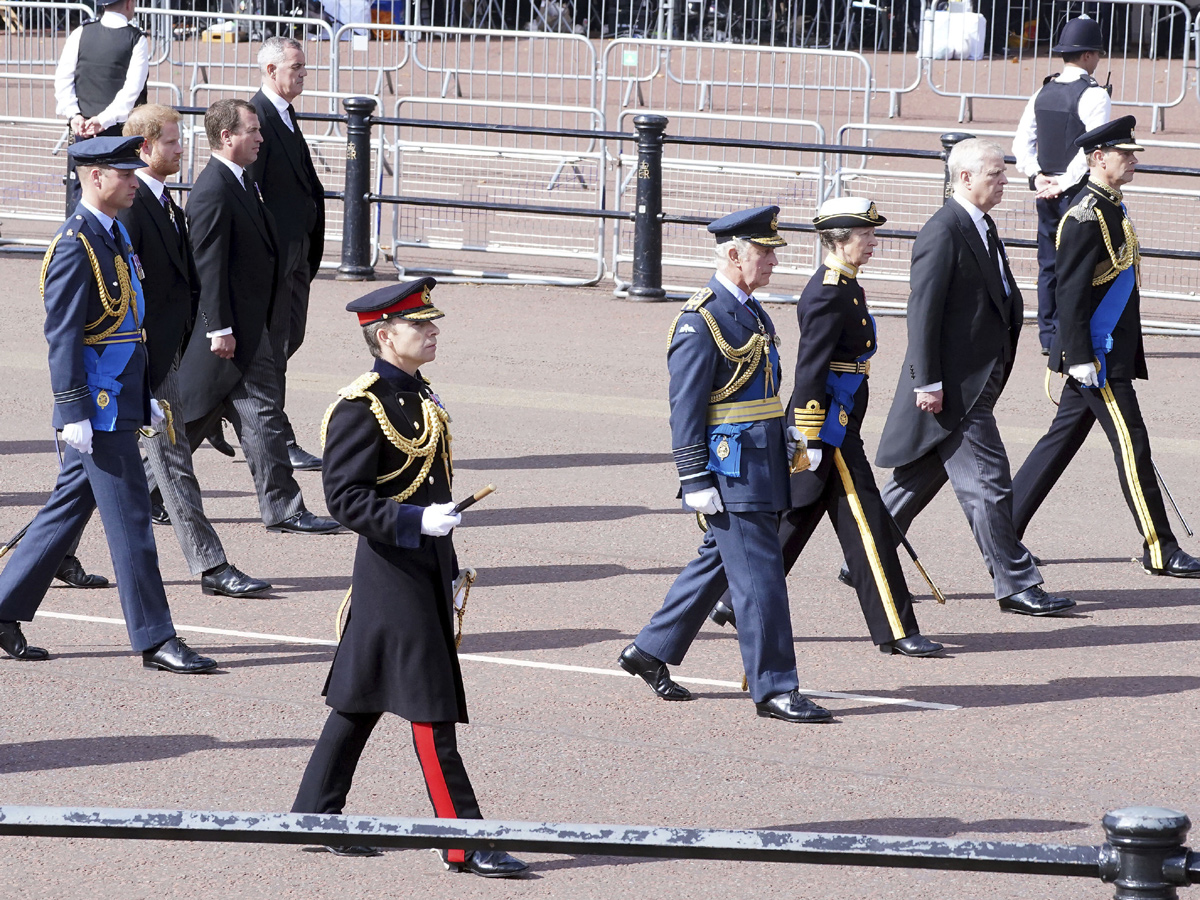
{"left": 412, "top": 722, "right": 465, "bottom": 865}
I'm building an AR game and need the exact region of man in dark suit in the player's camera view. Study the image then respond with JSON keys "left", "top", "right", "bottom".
{"left": 175, "top": 99, "right": 337, "bottom": 535}
{"left": 120, "top": 103, "right": 272, "bottom": 596}
{"left": 247, "top": 36, "right": 325, "bottom": 472}
{"left": 875, "top": 139, "right": 1075, "bottom": 617}
{"left": 1012, "top": 117, "right": 1200, "bottom": 579}
{"left": 617, "top": 207, "right": 830, "bottom": 724}
{"left": 0, "top": 136, "right": 216, "bottom": 673}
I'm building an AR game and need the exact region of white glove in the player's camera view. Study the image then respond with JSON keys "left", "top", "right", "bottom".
{"left": 683, "top": 486, "right": 724, "bottom": 516}
{"left": 807, "top": 448, "right": 824, "bottom": 471}
{"left": 62, "top": 419, "right": 93, "bottom": 455}
{"left": 1068, "top": 362, "right": 1099, "bottom": 388}
{"left": 150, "top": 398, "right": 165, "bottom": 427}
{"left": 420, "top": 502, "right": 461, "bottom": 537}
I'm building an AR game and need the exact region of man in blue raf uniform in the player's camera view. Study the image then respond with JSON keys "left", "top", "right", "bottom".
{"left": 0, "top": 136, "right": 217, "bottom": 674}
{"left": 618, "top": 206, "right": 831, "bottom": 724}
{"left": 292, "top": 279, "right": 528, "bottom": 877}
{"left": 1012, "top": 117, "right": 1200, "bottom": 578}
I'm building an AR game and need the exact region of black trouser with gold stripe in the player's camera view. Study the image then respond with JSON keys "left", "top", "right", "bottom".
{"left": 1012, "top": 376, "right": 1177, "bottom": 570}
{"left": 292, "top": 710, "right": 482, "bottom": 862}
{"left": 778, "top": 430, "right": 920, "bottom": 646}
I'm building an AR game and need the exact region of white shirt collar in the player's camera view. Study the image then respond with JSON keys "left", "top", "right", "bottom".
{"left": 952, "top": 193, "right": 987, "bottom": 228}
{"left": 99, "top": 9, "right": 130, "bottom": 26}
{"left": 1058, "top": 62, "right": 1090, "bottom": 82}
{"left": 80, "top": 200, "right": 114, "bottom": 234}
{"left": 260, "top": 83, "right": 293, "bottom": 122}
{"left": 715, "top": 270, "right": 751, "bottom": 305}
{"left": 212, "top": 152, "right": 245, "bottom": 185}
{"left": 136, "top": 169, "right": 165, "bottom": 199}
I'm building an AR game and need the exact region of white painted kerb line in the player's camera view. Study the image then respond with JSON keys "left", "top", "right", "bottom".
{"left": 37, "top": 611, "right": 959, "bottom": 711}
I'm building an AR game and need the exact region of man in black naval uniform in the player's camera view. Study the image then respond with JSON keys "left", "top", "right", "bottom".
{"left": 711, "top": 198, "right": 943, "bottom": 658}
{"left": 617, "top": 206, "right": 831, "bottom": 724}
{"left": 1013, "top": 15, "right": 1111, "bottom": 355}
{"left": 54, "top": 0, "right": 149, "bottom": 209}
{"left": 0, "top": 136, "right": 216, "bottom": 673}
{"left": 1011, "top": 117, "right": 1200, "bottom": 579}
{"left": 291, "top": 279, "right": 528, "bottom": 877}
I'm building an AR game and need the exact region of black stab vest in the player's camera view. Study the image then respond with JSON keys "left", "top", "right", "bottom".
{"left": 74, "top": 20, "right": 148, "bottom": 119}
{"left": 1033, "top": 76, "right": 1094, "bottom": 175}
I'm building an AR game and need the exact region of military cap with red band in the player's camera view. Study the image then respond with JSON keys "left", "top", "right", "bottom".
{"left": 346, "top": 276, "right": 444, "bottom": 325}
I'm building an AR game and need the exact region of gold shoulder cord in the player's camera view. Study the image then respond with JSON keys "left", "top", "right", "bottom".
{"left": 40, "top": 234, "right": 136, "bottom": 345}
{"left": 666, "top": 291, "right": 772, "bottom": 404}
{"left": 321, "top": 372, "right": 453, "bottom": 505}
{"left": 1091, "top": 214, "right": 1139, "bottom": 287}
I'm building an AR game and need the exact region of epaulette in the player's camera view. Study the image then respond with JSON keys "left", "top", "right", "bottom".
{"left": 1056, "top": 195, "right": 1098, "bottom": 249}
{"left": 682, "top": 287, "right": 713, "bottom": 312}
{"left": 1041, "top": 72, "right": 1060, "bottom": 85}
{"left": 822, "top": 268, "right": 840, "bottom": 286}
{"left": 320, "top": 372, "right": 380, "bottom": 449}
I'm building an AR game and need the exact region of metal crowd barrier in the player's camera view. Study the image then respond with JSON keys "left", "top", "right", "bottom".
{"left": 2, "top": 803, "right": 1200, "bottom": 897}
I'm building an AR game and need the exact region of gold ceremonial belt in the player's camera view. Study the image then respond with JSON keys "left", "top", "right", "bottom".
{"left": 707, "top": 396, "right": 785, "bottom": 425}
{"left": 90, "top": 328, "right": 146, "bottom": 346}
{"left": 829, "top": 360, "right": 870, "bottom": 375}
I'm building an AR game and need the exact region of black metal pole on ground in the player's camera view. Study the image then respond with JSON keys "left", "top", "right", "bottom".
{"left": 628, "top": 114, "right": 668, "bottom": 301}
{"left": 940, "top": 132, "right": 975, "bottom": 203}
{"left": 337, "top": 96, "right": 377, "bottom": 282}
{"left": 1100, "top": 807, "right": 1192, "bottom": 899}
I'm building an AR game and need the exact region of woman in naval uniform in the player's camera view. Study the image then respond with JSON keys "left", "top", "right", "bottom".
{"left": 291, "top": 277, "right": 528, "bottom": 878}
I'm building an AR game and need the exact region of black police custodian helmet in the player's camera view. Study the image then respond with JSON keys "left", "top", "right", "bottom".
{"left": 1076, "top": 115, "right": 1143, "bottom": 153}
{"left": 1053, "top": 15, "right": 1105, "bottom": 54}
{"left": 708, "top": 205, "right": 787, "bottom": 248}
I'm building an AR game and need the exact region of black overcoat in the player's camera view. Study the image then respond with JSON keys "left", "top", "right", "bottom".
{"left": 320, "top": 359, "right": 466, "bottom": 724}
{"left": 876, "top": 199, "right": 1024, "bottom": 469}
{"left": 118, "top": 178, "right": 200, "bottom": 392}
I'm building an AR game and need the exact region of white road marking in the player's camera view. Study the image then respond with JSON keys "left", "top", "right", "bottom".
{"left": 36, "top": 611, "right": 959, "bottom": 711}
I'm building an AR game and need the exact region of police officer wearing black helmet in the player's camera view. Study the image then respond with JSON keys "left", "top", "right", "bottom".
{"left": 1013, "top": 15, "right": 1112, "bottom": 356}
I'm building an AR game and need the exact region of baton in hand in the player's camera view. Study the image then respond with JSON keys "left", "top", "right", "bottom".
{"left": 453, "top": 484, "right": 496, "bottom": 514}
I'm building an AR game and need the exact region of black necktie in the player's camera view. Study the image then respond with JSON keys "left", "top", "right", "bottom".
{"left": 286, "top": 102, "right": 297, "bottom": 132}
{"left": 984, "top": 215, "right": 1007, "bottom": 294}
{"left": 160, "top": 190, "right": 179, "bottom": 232}
{"left": 110, "top": 222, "right": 126, "bottom": 258}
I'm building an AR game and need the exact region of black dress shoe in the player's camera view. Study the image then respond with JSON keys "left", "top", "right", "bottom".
{"left": 201, "top": 563, "right": 272, "bottom": 597}
{"left": 151, "top": 503, "right": 172, "bottom": 526}
{"left": 442, "top": 849, "right": 529, "bottom": 878}
{"left": 1145, "top": 548, "right": 1200, "bottom": 579}
{"left": 998, "top": 585, "right": 1075, "bottom": 616}
{"left": 617, "top": 642, "right": 692, "bottom": 701}
{"left": 326, "top": 844, "right": 381, "bottom": 857}
{"left": 708, "top": 599, "right": 736, "bottom": 628}
{"left": 880, "top": 634, "right": 944, "bottom": 657}
{"left": 142, "top": 636, "right": 218, "bottom": 673}
{"left": 837, "top": 566, "right": 853, "bottom": 587}
{"left": 754, "top": 689, "right": 833, "bottom": 723}
{"left": 266, "top": 510, "right": 341, "bottom": 535}
{"left": 288, "top": 442, "right": 323, "bottom": 471}
{"left": 54, "top": 555, "right": 109, "bottom": 589}
{"left": 0, "top": 621, "right": 49, "bottom": 661}
{"left": 207, "top": 422, "right": 236, "bottom": 458}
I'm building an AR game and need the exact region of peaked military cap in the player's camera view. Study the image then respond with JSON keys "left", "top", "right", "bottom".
{"left": 347, "top": 276, "right": 443, "bottom": 325}
{"left": 813, "top": 197, "right": 886, "bottom": 230}
{"left": 1053, "top": 15, "right": 1105, "bottom": 54}
{"left": 1076, "top": 115, "right": 1143, "bottom": 152}
{"left": 708, "top": 205, "right": 787, "bottom": 247}
{"left": 67, "top": 135, "right": 146, "bottom": 169}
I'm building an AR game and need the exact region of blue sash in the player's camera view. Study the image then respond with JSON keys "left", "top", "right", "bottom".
{"left": 82, "top": 221, "right": 144, "bottom": 431}
{"left": 817, "top": 317, "right": 878, "bottom": 448}
{"left": 1087, "top": 264, "right": 1135, "bottom": 390}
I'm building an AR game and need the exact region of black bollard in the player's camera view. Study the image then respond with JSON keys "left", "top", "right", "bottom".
{"left": 1098, "top": 807, "right": 1192, "bottom": 900}
{"left": 337, "top": 96, "right": 377, "bottom": 282}
{"left": 628, "top": 114, "right": 668, "bottom": 301}
{"left": 940, "top": 132, "right": 975, "bottom": 203}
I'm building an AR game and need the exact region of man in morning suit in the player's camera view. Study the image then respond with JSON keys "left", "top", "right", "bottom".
{"left": 1011, "top": 117, "right": 1200, "bottom": 578}
{"left": 0, "top": 136, "right": 216, "bottom": 673}
{"left": 874, "top": 139, "right": 1076, "bottom": 617}
{"left": 617, "top": 207, "right": 832, "bottom": 724}
{"left": 120, "top": 104, "right": 272, "bottom": 596}
{"left": 175, "top": 99, "right": 337, "bottom": 536}
{"left": 247, "top": 36, "right": 326, "bottom": 472}
{"left": 291, "top": 279, "right": 528, "bottom": 877}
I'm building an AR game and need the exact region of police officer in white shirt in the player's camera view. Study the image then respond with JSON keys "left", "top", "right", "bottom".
{"left": 1012, "top": 15, "right": 1111, "bottom": 355}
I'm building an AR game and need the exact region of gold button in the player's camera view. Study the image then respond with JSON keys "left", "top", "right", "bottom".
{"left": 866, "top": 340, "right": 872, "bottom": 348}
{"left": 861, "top": 318, "right": 867, "bottom": 326}
{"left": 428, "top": 476, "right": 434, "bottom": 484}
{"left": 398, "top": 398, "right": 405, "bottom": 406}
{"left": 853, "top": 298, "right": 859, "bottom": 305}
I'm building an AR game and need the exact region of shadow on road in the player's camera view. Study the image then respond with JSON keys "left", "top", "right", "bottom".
{"left": 460, "top": 627, "right": 630, "bottom": 653}
{"left": 474, "top": 563, "right": 678, "bottom": 586}
{"left": 466, "top": 505, "right": 675, "bottom": 527}
{"left": 0, "top": 734, "right": 315, "bottom": 774}
{"left": 457, "top": 452, "right": 671, "bottom": 471}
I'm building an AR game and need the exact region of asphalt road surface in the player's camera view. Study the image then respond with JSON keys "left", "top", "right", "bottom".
{"left": 1, "top": 256, "right": 1198, "bottom": 899}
